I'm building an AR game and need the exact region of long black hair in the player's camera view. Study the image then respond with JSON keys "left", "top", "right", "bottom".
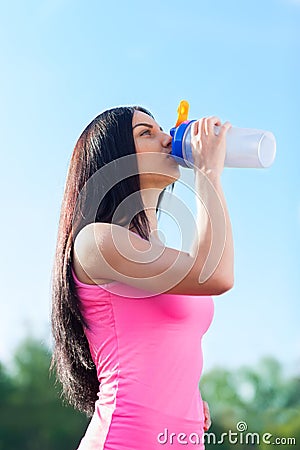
{"left": 51, "top": 106, "right": 167, "bottom": 416}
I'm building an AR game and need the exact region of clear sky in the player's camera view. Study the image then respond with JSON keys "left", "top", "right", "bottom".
{"left": 0, "top": 0, "right": 299, "bottom": 375}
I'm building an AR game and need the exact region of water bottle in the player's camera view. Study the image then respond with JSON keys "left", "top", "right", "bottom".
{"left": 170, "top": 120, "right": 276, "bottom": 169}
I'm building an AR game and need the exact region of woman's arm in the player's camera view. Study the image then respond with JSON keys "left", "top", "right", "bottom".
{"left": 189, "top": 116, "right": 234, "bottom": 288}
{"left": 190, "top": 168, "right": 234, "bottom": 289}
{"left": 73, "top": 117, "right": 234, "bottom": 296}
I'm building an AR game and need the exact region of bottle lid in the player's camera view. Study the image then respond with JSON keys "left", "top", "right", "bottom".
{"left": 175, "top": 100, "right": 190, "bottom": 127}
{"left": 170, "top": 121, "right": 194, "bottom": 168}
{"left": 170, "top": 100, "right": 194, "bottom": 168}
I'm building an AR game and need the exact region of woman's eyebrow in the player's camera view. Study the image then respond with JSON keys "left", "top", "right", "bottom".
{"left": 132, "top": 123, "right": 153, "bottom": 130}
{"left": 132, "top": 123, "right": 163, "bottom": 131}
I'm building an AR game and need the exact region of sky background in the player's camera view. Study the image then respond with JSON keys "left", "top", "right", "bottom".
{"left": 0, "top": 0, "right": 299, "bottom": 376}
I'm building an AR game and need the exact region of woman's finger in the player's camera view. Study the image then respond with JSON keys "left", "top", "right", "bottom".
{"left": 207, "top": 116, "right": 222, "bottom": 133}
{"left": 191, "top": 118, "right": 204, "bottom": 137}
{"left": 218, "top": 121, "right": 232, "bottom": 139}
{"left": 201, "top": 117, "right": 208, "bottom": 136}
{"left": 203, "top": 400, "right": 212, "bottom": 431}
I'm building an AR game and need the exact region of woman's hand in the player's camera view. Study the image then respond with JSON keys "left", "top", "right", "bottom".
{"left": 203, "top": 400, "right": 212, "bottom": 432}
{"left": 191, "top": 117, "right": 231, "bottom": 176}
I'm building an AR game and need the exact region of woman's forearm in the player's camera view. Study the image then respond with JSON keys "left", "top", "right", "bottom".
{"left": 190, "top": 169, "right": 234, "bottom": 289}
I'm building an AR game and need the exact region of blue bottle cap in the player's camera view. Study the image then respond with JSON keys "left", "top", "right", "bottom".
{"left": 170, "top": 120, "right": 195, "bottom": 168}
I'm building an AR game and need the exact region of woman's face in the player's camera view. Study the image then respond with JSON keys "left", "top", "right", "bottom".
{"left": 132, "top": 110, "right": 180, "bottom": 190}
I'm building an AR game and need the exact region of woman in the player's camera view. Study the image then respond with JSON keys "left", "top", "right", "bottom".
{"left": 51, "top": 105, "right": 234, "bottom": 449}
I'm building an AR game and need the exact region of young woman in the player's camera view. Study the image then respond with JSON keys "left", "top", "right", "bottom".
{"left": 51, "top": 105, "right": 234, "bottom": 449}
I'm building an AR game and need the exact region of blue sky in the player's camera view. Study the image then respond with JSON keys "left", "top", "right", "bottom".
{"left": 0, "top": 0, "right": 299, "bottom": 375}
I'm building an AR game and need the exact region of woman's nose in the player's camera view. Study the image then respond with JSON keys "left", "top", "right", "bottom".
{"left": 162, "top": 132, "right": 172, "bottom": 150}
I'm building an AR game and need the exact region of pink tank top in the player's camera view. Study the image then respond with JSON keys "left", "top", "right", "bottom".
{"left": 71, "top": 266, "right": 214, "bottom": 449}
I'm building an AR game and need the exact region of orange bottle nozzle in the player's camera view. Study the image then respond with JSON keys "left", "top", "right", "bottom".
{"left": 175, "top": 100, "right": 190, "bottom": 127}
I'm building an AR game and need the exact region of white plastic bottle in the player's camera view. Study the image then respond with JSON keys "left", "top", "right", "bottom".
{"left": 170, "top": 120, "right": 276, "bottom": 169}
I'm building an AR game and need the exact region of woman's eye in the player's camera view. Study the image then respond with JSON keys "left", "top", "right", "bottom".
{"left": 140, "top": 129, "right": 151, "bottom": 136}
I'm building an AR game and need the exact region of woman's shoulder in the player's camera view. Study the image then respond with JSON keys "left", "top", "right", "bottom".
{"left": 72, "top": 223, "right": 117, "bottom": 286}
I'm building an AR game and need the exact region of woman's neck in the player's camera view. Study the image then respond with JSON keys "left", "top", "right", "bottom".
{"left": 140, "top": 188, "right": 163, "bottom": 244}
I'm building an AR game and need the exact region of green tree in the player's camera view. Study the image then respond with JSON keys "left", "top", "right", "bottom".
{"left": 200, "top": 356, "right": 300, "bottom": 449}
{"left": 0, "top": 336, "right": 88, "bottom": 450}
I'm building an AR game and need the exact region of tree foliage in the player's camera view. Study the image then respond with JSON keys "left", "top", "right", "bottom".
{"left": 200, "top": 357, "right": 300, "bottom": 449}
{"left": 0, "top": 336, "right": 88, "bottom": 450}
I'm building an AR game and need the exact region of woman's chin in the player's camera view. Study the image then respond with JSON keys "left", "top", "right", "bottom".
{"left": 159, "top": 171, "right": 180, "bottom": 188}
